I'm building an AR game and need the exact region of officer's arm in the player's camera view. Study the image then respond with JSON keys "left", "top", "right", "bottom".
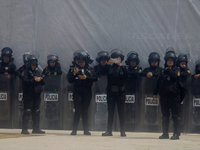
{"left": 140, "top": 68, "right": 148, "bottom": 77}
{"left": 180, "top": 69, "right": 191, "bottom": 77}
{"left": 56, "top": 65, "right": 62, "bottom": 75}
{"left": 22, "top": 71, "right": 35, "bottom": 85}
{"left": 67, "top": 68, "right": 76, "bottom": 83}
{"left": 86, "top": 68, "right": 98, "bottom": 82}
{"left": 121, "top": 66, "right": 130, "bottom": 78}
{"left": 152, "top": 67, "right": 163, "bottom": 77}
{"left": 98, "top": 64, "right": 110, "bottom": 75}
{"left": 169, "top": 67, "right": 181, "bottom": 79}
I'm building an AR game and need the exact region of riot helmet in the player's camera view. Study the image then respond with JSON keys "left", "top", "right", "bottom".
{"left": 195, "top": 59, "right": 200, "bottom": 74}
{"left": 177, "top": 53, "right": 188, "bottom": 66}
{"left": 73, "top": 50, "right": 93, "bottom": 65}
{"left": 110, "top": 49, "right": 124, "bottom": 62}
{"left": 148, "top": 52, "right": 160, "bottom": 66}
{"left": 125, "top": 51, "right": 140, "bottom": 65}
{"left": 1, "top": 47, "right": 13, "bottom": 63}
{"left": 164, "top": 47, "right": 176, "bottom": 62}
{"left": 47, "top": 54, "right": 58, "bottom": 67}
{"left": 27, "top": 55, "right": 38, "bottom": 69}
{"left": 164, "top": 47, "right": 177, "bottom": 67}
{"left": 96, "top": 51, "right": 109, "bottom": 63}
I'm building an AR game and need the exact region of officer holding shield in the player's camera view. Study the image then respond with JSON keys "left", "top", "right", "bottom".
{"left": 153, "top": 48, "right": 181, "bottom": 140}
{"left": 21, "top": 55, "right": 45, "bottom": 134}
{"left": 101, "top": 49, "right": 129, "bottom": 137}
{"left": 42, "top": 54, "right": 62, "bottom": 76}
{"left": 0, "top": 47, "right": 17, "bottom": 78}
{"left": 67, "top": 50, "right": 97, "bottom": 135}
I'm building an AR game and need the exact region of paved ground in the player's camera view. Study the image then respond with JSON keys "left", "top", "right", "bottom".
{"left": 0, "top": 129, "right": 200, "bottom": 150}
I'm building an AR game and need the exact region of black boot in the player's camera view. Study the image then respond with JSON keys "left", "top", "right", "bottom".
{"left": 102, "top": 127, "right": 113, "bottom": 136}
{"left": 70, "top": 130, "right": 77, "bottom": 135}
{"left": 159, "top": 116, "right": 169, "bottom": 139}
{"left": 21, "top": 109, "right": 31, "bottom": 134}
{"left": 171, "top": 133, "right": 179, "bottom": 140}
{"left": 102, "top": 131, "right": 113, "bottom": 136}
{"left": 32, "top": 110, "right": 45, "bottom": 134}
{"left": 120, "top": 127, "right": 126, "bottom": 137}
{"left": 84, "top": 130, "right": 91, "bottom": 135}
{"left": 159, "top": 133, "right": 169, "bottom": 139}
{"left": 21, "top": 129, "right": 29, "bottom": 134}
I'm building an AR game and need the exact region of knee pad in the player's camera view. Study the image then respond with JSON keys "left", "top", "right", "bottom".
{"left": 24, "top": 109, "right": 31, "bottom": 115}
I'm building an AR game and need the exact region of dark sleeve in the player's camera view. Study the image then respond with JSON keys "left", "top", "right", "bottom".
{"left": 86, "top": 68, "right": 98, "bottom": 82}
{"left": 67, "top": 68, "right": 76, "bottom": 83}
{"left": 39, "top": 78, "right": 45, "bottom": 85}
{"left": 22, "top": 70, "right": 35, "bottom": 85}
{"left": 56, "top": 62, "right": 62, "bottom": 75}
{"left": 121, "top": 66, "right": 130, "bottom": 78}
{"left": 140, "top": 68, "right": 148, "bottom": 77}
{"left": 180, "top": 69, "right": 191, "bottom": 78}
{"left": 153, "top": 77, "right": 160, "bottom": 95}
{"left": 98, "top": 64, "right": 110, "bottom": 75}
{"left": 153, "top": 67, "right": 163, "bottom": 78}
{"left": 169, "top": 67, "right": 181, "bottom": 79}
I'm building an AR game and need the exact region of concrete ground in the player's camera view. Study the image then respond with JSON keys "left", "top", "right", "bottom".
{"left": 0, "top": 129, "right": 199, "bottom": 150}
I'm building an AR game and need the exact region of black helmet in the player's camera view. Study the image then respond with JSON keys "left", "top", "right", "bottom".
{"left": 23, "top": 52, "right": 30, "bottom": 64}
{"left": 73, "top": 50, "right": 93, "bottom": 64}
{"left": 27, "top": 55, "right": 38, "bottom": 69}
{"left": 96, "top": 51, "right": 109, "bottom": 63}
{"left": 110, "top": 49, "right": 124, "bottom": 61}
{"left": 47, "top": 54, "right": 58, "bottom": 65}
{"left": 195, "top": 59, "right": 200, "bottom": 73}
{"left": 164, "top": 47, "right": 177, "bottom": 62}
{"left": 125, "top": 51, "right": 140, "bottom": 65}
{"left": 177, "top": 54, "right": 188, "bottom": 66}
{"left": 148, "top": 52, "right": 160, "bottom": 65}
{"left": 1, "top": 47, "right": 13, "bottom": 62}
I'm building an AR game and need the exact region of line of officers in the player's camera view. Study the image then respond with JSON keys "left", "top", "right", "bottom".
{"left": 0, "top": 47, "right": 199, "bottom": 140}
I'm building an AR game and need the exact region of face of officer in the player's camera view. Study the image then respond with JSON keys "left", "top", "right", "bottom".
{"left": 166, "top": 58, "right": 174, "bottom": 67}
{"left": 100, "top": 59, "right": 107, "bottom": 66}
{"left": 130, "top": 60, "right": 136, "bottom": 67}
{"left": 76, "top": 59, "right": 85, "bottom": 67}
{"left": 31, "top": 64, "right": 37, "bottom": 70}
{"left": 49, "top": 61, "right": 56, "bottom": 67}
{"left": 3, "top": 55, "right": 10, "bottom": 63}
{"left": 150, "top": 60, "right": 158, "bottom": 67}
{"left": 180, "top": 62, "right": 186, "bottom": 69}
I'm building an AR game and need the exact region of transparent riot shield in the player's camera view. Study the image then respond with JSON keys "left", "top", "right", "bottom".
{"left": 92, "top": 76, "right": 108, "bottom": 131}
{"left": 140, "top": 77, "right": 162, "bottom": 132}
{"left": 40, "top": 75, "right": 62, "bottom": 129}
{"left": 187, "top": 76, "right": 200, "bottom": 133}
{"left": 0, "top": 74, "right": 13, "bottom": 128}
{"left": 12, "top": 76, "right": 24, "bottom": 129}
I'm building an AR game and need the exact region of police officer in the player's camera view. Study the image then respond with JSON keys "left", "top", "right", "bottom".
{"left": 94, "top": 51, "right": 109, "bottom": 77}
{"left": 17, "top": 53, "right": 30, "bottom": 79}
{"left": 101, "top": 49, "right": 129, "bottom": 137}
{"left": 124, "top": 51, "right": 142, "bottom": 129}
{"left": 125, "top": 51, "right": 142, "bottom": 94}
{"left": 153, "top": 47, "right": 181, "bottom": 140}
{"left": 42, "top": 54, "right": 62, "bottom": 76}
{"left": 21, "top": 55, "right": 45, "bottom": 134}
{"left": 176, "top": 54, "right": 190, "bottom": 103}
{"left": 0, "top": 47, "right": 17, "bottom": 78}
{"left": 140, "top": 52, "right": 163, "bottom": 78}
{"left": 67, "top": 50, "right": 97, "bottom": 135}
{"left": 191, "top": 60, "right": 200, "bottom": 124}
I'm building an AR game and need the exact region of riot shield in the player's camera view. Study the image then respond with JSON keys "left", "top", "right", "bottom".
{"left": 92, "top": 76, "right": 108, "bottom": 131}
{"left": 139, "top": 77, "right": 162, "bottom": 132}
{"left": 0, "top": 74, "right": 13, "bottom": 128}
{"left": 187, "top": 76, "right": 200, "bottom": 133}
{"left": 40, "top": 75, "right": 62, "bottom": 129}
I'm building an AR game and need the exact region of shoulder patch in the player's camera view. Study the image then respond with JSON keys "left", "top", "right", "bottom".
{"left": 177, "top": 71, "right": 180, "bottom": 76}
{"left": 187, "top": 70, "right": 191, "bottom": 74}
{"left": 5, "top": 67, "right": 8, "bottom": 70}
{"left": 54, "top": 72, "right": 57, "bottom": 75}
